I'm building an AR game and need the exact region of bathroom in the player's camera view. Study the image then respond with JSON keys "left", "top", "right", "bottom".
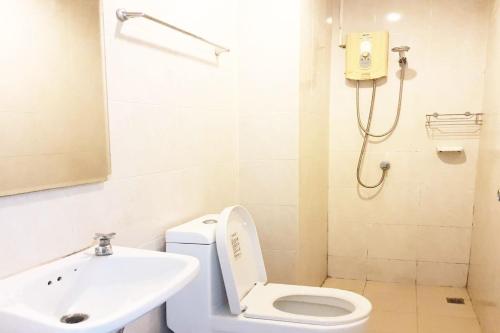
{"left": 0, "top": 0, "right": 499, "bottom": 332}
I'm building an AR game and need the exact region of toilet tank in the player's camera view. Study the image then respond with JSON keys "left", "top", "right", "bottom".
{"left": 165, "top": 214, "right": 227, "bottom": 333}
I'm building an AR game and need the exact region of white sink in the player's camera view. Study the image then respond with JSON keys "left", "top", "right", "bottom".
{"left": 0, "top": 246, "right": 199, "bottom": 333}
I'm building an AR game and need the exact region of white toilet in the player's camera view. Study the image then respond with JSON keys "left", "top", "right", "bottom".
{"left": 165, "top": 205, "right": 372, "bottom": 333}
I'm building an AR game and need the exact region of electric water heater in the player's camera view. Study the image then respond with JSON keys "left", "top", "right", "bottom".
{"left": 345, "top": 31, "right": 389, "bottom": 80}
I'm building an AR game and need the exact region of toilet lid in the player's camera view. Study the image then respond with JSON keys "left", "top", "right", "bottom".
{"left": 216, "top": 206, "right": 267, "bottom": 315}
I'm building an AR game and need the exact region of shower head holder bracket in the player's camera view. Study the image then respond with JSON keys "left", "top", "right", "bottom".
{"left": 379, "top": 161, "right": 391, "bottom": 171}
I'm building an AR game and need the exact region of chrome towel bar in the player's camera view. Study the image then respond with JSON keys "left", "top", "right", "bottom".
{"left": 116, "top": 8, "right": 230, "bottom": 56}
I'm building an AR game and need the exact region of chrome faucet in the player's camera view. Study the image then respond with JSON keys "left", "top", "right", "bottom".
{"left": 94, "top": 233, "right": 116, "bottom": 256}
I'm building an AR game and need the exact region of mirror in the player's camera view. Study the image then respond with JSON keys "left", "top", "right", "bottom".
{"left": 0, "top": 0, "right": 110, "bottom": 196}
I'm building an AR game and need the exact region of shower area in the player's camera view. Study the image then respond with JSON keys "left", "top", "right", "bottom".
{"left": 328, "top": 0, "right": 485, "bottom": 287}
{"left": 238, "top": 0, "right": 499, "bottom": 331}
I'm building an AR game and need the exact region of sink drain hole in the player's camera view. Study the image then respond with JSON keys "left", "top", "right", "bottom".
{"left": 60, "top": 313, "right": 89, "bottom": 324}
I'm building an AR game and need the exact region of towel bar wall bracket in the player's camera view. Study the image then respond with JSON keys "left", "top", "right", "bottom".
{"left": 116, "top": 8, "right": 230, "bottom": 56}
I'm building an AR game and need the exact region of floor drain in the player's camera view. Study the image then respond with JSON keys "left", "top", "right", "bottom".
{"left": 446, "top": 297, "right": 465, "bottom": 304}
{"left": 60, "top": 313, "right": 89, "bottom": 324}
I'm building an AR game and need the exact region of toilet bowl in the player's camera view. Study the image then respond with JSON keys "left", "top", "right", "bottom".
{"left": 240, "top": 283, "right": 370, "bottom": 326}
{"left": 165, "top": 206, "right": 372, "bottom": 333}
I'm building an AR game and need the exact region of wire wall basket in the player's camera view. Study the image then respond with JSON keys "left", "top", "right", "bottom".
{"left": 425, "top": 112, "right": 483, "bottom": 127}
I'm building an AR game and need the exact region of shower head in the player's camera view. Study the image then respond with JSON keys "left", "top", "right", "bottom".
{"left": 392, "top": 46, "right": 410, "bottom": 66}
{"left": 392, "top": 46, "right": 410, "bottom": 53}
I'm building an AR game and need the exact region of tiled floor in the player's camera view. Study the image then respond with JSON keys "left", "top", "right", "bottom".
{"left": 322, "top": 278, "right": 482, "bottom": 333}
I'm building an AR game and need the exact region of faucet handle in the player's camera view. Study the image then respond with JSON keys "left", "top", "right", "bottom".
{"left": 94, "top": 232, "right": 116, "bottom": 241}
{"left": 94, "top": 232, "right": 116, "bottom": 256}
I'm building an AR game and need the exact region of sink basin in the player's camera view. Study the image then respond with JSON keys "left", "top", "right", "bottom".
{"left": 0, "top": 246, "right": 199, "bottom": 333}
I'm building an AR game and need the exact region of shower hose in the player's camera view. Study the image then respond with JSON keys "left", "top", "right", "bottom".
{"left": 355, "top": 63, "right": 406, "bottom": 188}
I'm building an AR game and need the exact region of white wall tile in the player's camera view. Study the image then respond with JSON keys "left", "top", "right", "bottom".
{"left": 246, "top": 205, "right": 298, "bottom": 252}
{"left": 239, "top": 160, "right": 298, "bottom": 206}
{"left": 0, "top": 0, "right": 239, "bottom": 281}
{"left": 125, "top": 305, "right": 168, "bottom": 333}
{"left": 237, "top": 0, "right": 332, "bottom": 286}
{"left": 468, "top": 2, "right": 500, "bottom": 330}
{"left": 237, "top": 0, "right": 300, "bottom": 117}
{"left": 239, "top": 113, "right": 299, "bottom": 161}
{"left": 0, "top": 3, "right": 239, "bottom": 333}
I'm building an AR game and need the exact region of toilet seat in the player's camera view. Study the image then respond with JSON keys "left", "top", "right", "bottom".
{"left": 216, "top": 205, "right": 372, "bottom": 329}
{"left": 241, "top": 283, "right": 371, "bottom": 326}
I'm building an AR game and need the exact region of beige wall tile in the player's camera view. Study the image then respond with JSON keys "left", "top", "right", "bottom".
{"left": 468, "top": 2, "right": 500, "bottom": 331}
{"left": 329, "top": 183, "right": 421, "bottom": 226}
{"left": 419, "top": 184, "right": 475, "bottom": 228}
{"left": 328, "top": 255, "right": 366, "bottom": 281}
{"left": 329, "top": 222, "right": 367, "bottom": 257}
{"left": 367, "top": 224, "right": 417, "bottom": 260}
{"left": 417, "top": 262, "right": 468, "bottom": 287}
{"left": 262, "top": 250, "right": 298, "bottom": 284}
{"left": 322, "top": 278, "right": 366, "bottom": 294}
{"left": 417, "top": 148, "right": 479, "bottom": 191}
{"left": 366, "top": 259, "right": 417, "bottom": 284}
{"left": 417, "top": 226, "right": 472, "bottom": 264}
